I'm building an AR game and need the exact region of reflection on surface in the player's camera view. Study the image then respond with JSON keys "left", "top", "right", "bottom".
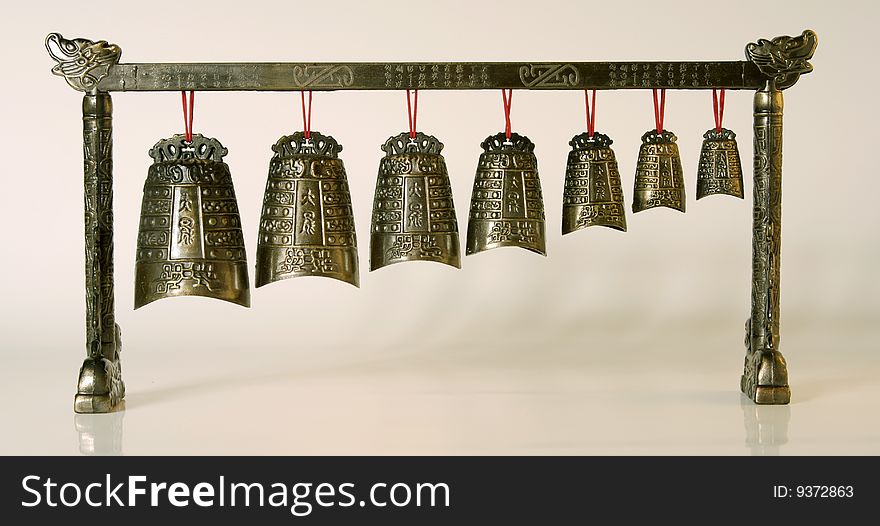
{"left": 741, "top": 396, "right": 790, "bottom": 455}
{"left": 74, "top": 405, "right": 125, "bottom": 456}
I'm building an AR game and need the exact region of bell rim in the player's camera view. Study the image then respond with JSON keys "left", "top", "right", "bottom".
{"left": 562, "top": 221, "right": 627, "bottom": 235}
{"left": 255, "top": 271, "right": 360, "bottom": 289}
{"left": 134, "top": 291, "right": 251, "bottom": 310}
{"left": 696, "top": 189, "right": 745, "bottom": 201}
{"left": 631, "top": 202, "right": 687, "bottom": 214}
{"left": 369, "top": 256, "right": 462, "bottom": 272}
{"left": 465, "top": 242, "right": 547, "bottom": 257}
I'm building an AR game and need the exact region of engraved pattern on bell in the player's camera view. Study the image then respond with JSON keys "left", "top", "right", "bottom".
{"left": 135, "top": 133, "right": 251, "bottom": 308}
{"left": 466, "top": 132, "right": 546, "bottom": 256}
{"left": 632, "top": 129, "right": 686, "bottom": 213}
{"left": 255, "top": 131, "right": 359, "bottom": 287}
{"left": 696, "top": 128, "right": 744, "bottom": 200}
{"left": 369, "top": 132, "right": 461, "bottom": 271}
{"left": 562, "top": 132, "right": 626, "bottom": 234}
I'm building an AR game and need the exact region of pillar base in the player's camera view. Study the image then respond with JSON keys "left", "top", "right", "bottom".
{"left": 74, "top": 356, "right": 125, "bottom": 414}
{"left": 741, "top": 349, "right": 790, "bottom": 405}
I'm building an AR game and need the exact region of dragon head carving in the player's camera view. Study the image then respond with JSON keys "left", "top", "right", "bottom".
{"left": 746, "top": 29, "right": 818, "bottom": 89}
{"left": 46, "top": 32, "right": 121, "bottom": 91}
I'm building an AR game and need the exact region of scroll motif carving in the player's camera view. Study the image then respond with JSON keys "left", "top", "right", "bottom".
{"left": 569, "top": 132, "right": 613, "bottom": 150}
{"left": 149, "top": 134, "right": 228, "bottom": 163}
{"left": 46, "top": 33, "right": 121, "bottom": 91}
{"left": 381, "top": 132, "right": 444, "bottom": 156}
{"left": 481, "top": 132, "right": 535, "bottom": 153}
{"left": 640, "top": 129, "right": 677, "bottom": 145}
{"left": 291, "top": 65, "right": 355, "bottom": 88}
{"left": 519, "top": 64, "right": 579, "bottom": 87}
{"left": 272, "top": 132, "right": 342, "bottom": 159}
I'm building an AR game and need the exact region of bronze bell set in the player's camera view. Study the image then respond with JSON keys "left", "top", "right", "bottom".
{"left": 134, "top": 88, "right": 743, "bottom": 308}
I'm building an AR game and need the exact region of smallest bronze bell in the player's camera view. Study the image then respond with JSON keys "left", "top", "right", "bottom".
{"left": 696, "top": 128, "right": 744, "bottom": 199}
{"left": 632, "top": 129, "right": 686, "bottom": 213}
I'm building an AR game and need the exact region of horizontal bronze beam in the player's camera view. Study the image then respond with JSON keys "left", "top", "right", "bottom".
{"left": 94, "top": 61, "right": 765, "bottom": 92}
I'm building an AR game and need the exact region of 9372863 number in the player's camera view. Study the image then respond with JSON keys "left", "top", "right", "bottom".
{"left": 773, "top": 485, "right": 854, "bottom": 498}
{"left": 797, "top": 485, "right": 854, "bottom": 498}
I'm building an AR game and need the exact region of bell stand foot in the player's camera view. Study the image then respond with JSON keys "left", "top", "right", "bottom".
{"left": 741, "top": 349, "right": 790, "bottom": 405}
{"left": 753, "top": 385, "right": 791, "bottom": 405}
{"left": 74, "top": 325, "right": 126, "bottom": 414}
{"left": 74, "top": 356, "right": 126, "bottom": 413}
{"left": 74, "top": 392, "right": 126, "bottom": 414}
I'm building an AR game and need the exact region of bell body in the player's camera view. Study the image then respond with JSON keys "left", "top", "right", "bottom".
{"left": 562, "top": 132, "right": 626, "bottom": 234}
{"left": 256, "top": 132, "right": 359, "bottom": 287}
{"left": 370, "top": 132, "right": 460, "bottom": 271}
{"left": 135, "top": 134, "right": 250, "bottom": 308}
{"left": 632, "top": 129, "right": 686, "bottom": 213}
{"left": 696, "top": 127, "right": 744, "bottom": 199}
{"left": 466, "top": 132, "right": 546, "bottom": 256}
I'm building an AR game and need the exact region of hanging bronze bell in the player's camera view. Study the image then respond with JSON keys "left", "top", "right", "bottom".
{"left": 562, "top": 132, "right": 626, "bottom": 234}
{"left": 255, "top": 131, "right": 358, "bottom": 287}
{"left": 632, "top": 129, "right": 686, "bottom": 213}
{"left": 696, "top": 127, "right": 744, "bottom": 199}
{"left": 466, "top": 132, "right": 546, "bottom": 255}
{"left": 135, "top": 134, "right": 250, "bottom": 308}
{"left": 370, "top": 132, "right": 461, "bottom": 270}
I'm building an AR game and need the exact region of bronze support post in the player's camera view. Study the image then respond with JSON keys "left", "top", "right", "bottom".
{"left": 742, "top": 82, "right": 790, "bottom": 404}
{"left": 74, "top": 91, "right": 125, "bottom": 413}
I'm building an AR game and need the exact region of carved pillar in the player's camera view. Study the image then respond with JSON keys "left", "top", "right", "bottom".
{"left": 742, "top": 83, "right": 789, "bottom": 404}
{"left": 46, "top": 33, "right": 126, "bottom": 413}
{"left": 75, "top": 91, "right": 125, "bottom": 413}
{"left": 741, "top": 30, "right": 818, "bottom": 404}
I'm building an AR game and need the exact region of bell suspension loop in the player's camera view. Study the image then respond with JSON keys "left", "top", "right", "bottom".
{"left": 181, "top": 90, "right": 194, "bottom": 144}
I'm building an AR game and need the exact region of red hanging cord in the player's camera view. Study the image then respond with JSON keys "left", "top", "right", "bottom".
{"left": 502, "top": 89, "right": 513, "bottom": 140}
{"left": 180, "top": 90, "right": 194, "bottom": 143}
{"left": 301, "top": 90, "right": 313, "bottom": 139}
{"left": 406, "top": 89, "right": 419, "bottom": 139}
{"left": 712, "top": 88, "right": 726, "bottom": 133}
{"left": 652, "top": 88, "right": 666, "bottom": 134}
{"left": 584, "top": 89, "right": 597, "bottom": 137}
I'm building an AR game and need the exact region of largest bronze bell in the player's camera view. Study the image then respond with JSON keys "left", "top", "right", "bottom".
{"left": 466, "top": 132, "right": 546, "bottom": 255}
{"left": 135, "top": 134, "right": 250, "bottom": 308}
{"left": 255, "top": 132, "right": 359, "bottom": 287}
{"left": 370, "top": 132, "right": 461, "bottom": 270}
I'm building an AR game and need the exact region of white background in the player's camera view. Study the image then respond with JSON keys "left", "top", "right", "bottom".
{"left": 1, "top": 0, "right": 878, "bottom": 454}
